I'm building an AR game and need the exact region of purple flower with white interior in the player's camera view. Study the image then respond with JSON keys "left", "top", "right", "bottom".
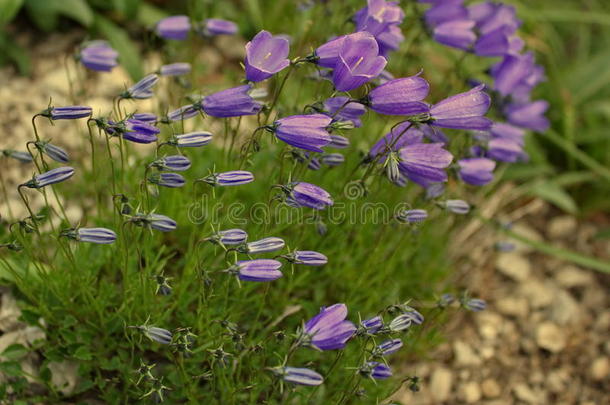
{"left": 273, "top": 367, "right": 324, "bottom": 386}
{"left": 62, "top": 227, "right": 117, "bottom": 244}
{"left": 272, "top": 114, "right": 332, "bottom": 153}
{"left": 374, "top": 339, "right": 403, "bottom": 356}
{"left": 332, "top": 31, "right": 387, "bottom": 91}
{"left": 360, "top": 316, "right": 383, "bottom": 335}
{"left": 458, "top": 158, "right": 496, "bottom": 186}
{"left": 135, "top": 325, "right": 173, "bottom": 344}
{"left": 35, "top": 142, "right": 69, "bottom": 163}
{"left": 79, "top": 41, "right": 118, "bottom": 72}
{"left": 156, "top": 15, "right": 191, "bottom": 40}
{"left": 300, "top": 303, "right": 356, "bottom": 350}
{"left": 23, "top": 167, "right": 75, "bottom": 188}
{"left": 353, "top": 0, "right": 405, "bottom": 36}
{"left": 202, "top": 85, "right": 263, "bottom": 118}
{"left": 429, "top": 84, "right": 491, "bottom": 130}
{"left": 167, "top": 104, "right": 201, "bottom": 122}
{"left": 442, "top": 199, "right": 471, "bottom": 215}
{"left": 388, "top": 314, "right": 412, "bottom": 332}
{"left": 210, "top": 229, "right": 248, "bottom": 246}
{"left": 361, "top": 362, "right": 392, "bottom": 380}
{"left": 285, "top": 250, "right": 328, "bottom": 266}
{"left": 42, "top": 106, "right": 92, "bottom": 120}
{"left": 397, "top": 209, "right": 428, "bottom": 224}
{"left": 244, "top": 30, "right": 290, "bottom": 82}
{"left": 365, "top": 75, "right": 430, "bottom": 116}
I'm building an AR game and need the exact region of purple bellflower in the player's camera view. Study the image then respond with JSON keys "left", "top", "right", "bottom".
{"left": 354, "top": 0, "right": 405, "bottom": 36}
{"left": 362, "top": 362, "right": 392, "bottom": 380}
{"left": 200, "top": 171, "right": 254, "bottom": 187}
{"left": 156, "top": 16, "right": 191, "bottom": 40}
{"left": 442, "top": 199, "right": 471, "bottom": 215}
{"left": 328, "top": 134, "right": 350, "bottom": 149}
{"left": 320, "top": 153, "right": 345, "bottom": 167}
{"left": 121, "top": 74, "right": 159, "bottom": 100}
{"left": 79, "top": 41, "right": 118, "bottom": 72}
{"left": 374, "top": 339, "right": 403, "bottom": 356}
{"left": 368, "top": 123, "right": 424, "bottom": 161}
{"left": 300, "top": 303, "right": 356, "bottom": 351}
{"left": 226, "top": 259, "right": 283, "bottom": 282}
{"left": 272, "top": 114, "right": 332, "bottom": 153}
{"left": 458, "top": 157, "right": 496, "bottom": 186}
{"left": 429, "top": 84, "right": 492, "bottom": 130}
{"left": 396, "top": 209, "right": 428, "bottom": 224}
{"left": 23, "top": 167, "right": 75, "bottom": 188}
{"left": 273, "top": 367, "right": 324, "bottom": 386}
{"left": 168, "top": 132, "right": 213, "bottom": 147}
{"left": 151, "top": 155, "right": 192, "bottom": 171}
{"left": 132, "top": 113, "right": 157, "bottom": 123}
{"left": 322, "top": 97, "right": 367, "bottom": 128}
{"left": 208, "top": 229, "right": 248, "bottom": 246}
{"left": 359, "top": 316, "right": 383, "bottom": 335}
{"left": 487, "top": 137, "right": 523, "bottom": 163}
{"left": 285, "top": 182, "right": 333, "bottom": 210}
{"left": 398, "top": 143, "right": 453, "bottom": 186}
{"left": 364, "top": 75, "right": 430, "bottom": 116}
{"left": 239, "top": 237, "right": 285, "bottom": 254}
{"left": 491, "top": 52, "right": 535, "bottom": 97}
{"left": 505, "top": 101, "right": 549, "bottom": 132}
{"left": 167, "top": 104, "right": 200, "bottom": 122}
{"left": 148, "top": 172, "right": 186, "bottom": 188}
{"left": 42, "top": 106, "right": 92, "bottom": 120}
{"left": 3, "top": 150, "right": 33, "bottom": 163}
{"left": 201, "top": 19, "right": 238, "bottom": 36}
{"left": 62, "top": 227, "right": 117, "bottom": 244}
{"left": 332, "top": 31, "right": 387, "bottom": 92}
{"left": 424, "top": 0, "right": 468, "bottom": 27}
{"left": 244, "top": 30, "right": 290, "bottom": 82}
{"left": 159, "top": 63, "right": 191, "bottom": 76}
{"left": 35, "top": 142, "right": 69, "bottom": 163}
{"left": 433, "top": 19, "right": 476, "bottom": 50}
{"left": 283, "top": 250, "right": 328, "bottom": 266}
{"left": 202, "top": 85, "right": 263, "bottom": 118}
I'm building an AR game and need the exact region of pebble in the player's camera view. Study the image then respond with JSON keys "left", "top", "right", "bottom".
{"left": 535, "top": 322, "right": 567, "bottom": 353}
{"left": 519, "top": 280, "right": 555, "bottom": 309}
{"left": 429, "top": 367, "right": 453, "bottom": 402}
{"left": 513, "top": 383, "right": 543, "bottom": 404}
{"left": 495, "top": 296, "right": 529, "bottom": 318}
{"left": 458, "top": 381, "right": 481, "bottom": 403}
{"left": 549, "top": 289, "right": 581, "bottom": 325}
{"left": 509, "top": 223, "right": 544, "bottom": 253}
{"left": 496, "top": 253, "right": 531, "bottom": 281}
{"left": 453, "top": 340, "right": 481, "bottom": 366}
{"left": 589, "top": 357, "right": 609, "bottom": 381}
{"left": 547, "top": 215, "right": 578, "bottom": 239}
{"left": 556, "top": 265, "right": 593, "bottom": 288}
{"left": 481, "top": 378, "right": 501, "bottom": 398}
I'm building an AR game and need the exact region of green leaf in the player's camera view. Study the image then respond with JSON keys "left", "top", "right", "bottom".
{"left": 94, "top": 15, "right": 143, "bottom": 81}
{"left": 0, "top": 0, "right": 23, "bottom": 26}
{"left": 0, "top": 361, "right": 23, "bottom": 377}
{"left": 52, "top": 0, "right": 93, "bottom": 27}
{"left": 529, "top": 182, "right": 578, "bottom": 214}
{"left": 73, "top": 346, "right": 93, "bottom": 361}
{"left": 1, "top": 344, "right": 28, "bottom": 360}
{"left": 136, "top": 2, "right": 167, "bottom": 27}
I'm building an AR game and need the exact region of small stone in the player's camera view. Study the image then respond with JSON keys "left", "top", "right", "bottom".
{"left": 453, "top": 340, "right": 481, "bottom": 366}
{"left": 546, "top": 370, "right": 568, "bottom": 393}
{"left": 476, "top": 312, "right": 503, "bottom": 340}
{"left": 513, "top": 383, "right": 539, "bottom": 404}
{"left": 519, "top": 280, "right": 555, "bottom": 309}
{"left": 429, "top": 367, "right": 453, "bottom": 402}
{"left": 496, "top": 253, "right": 531, "bottom": 281}
{"left": 556, "top": 265, "right": 593, "bottom": 288}
{"left": 590, "top": 357, "right": 609, "bottom": 381}
{"left": 481, "top": 378, "right": 501, "bottom": 398}
{"left": 0, "top": 292, "right": 22, "bottom": 332}
{"left": 549, "top": 289, "right": 581, "bottom": 326}
{"left": 536, "top": 322, "right": 567, "bottom": 353}
{"left": 495, "top": 297, "right": 529, "bottom": 318}
{"left": 458, "top": 382, "right": 481, "bottom": 403}
{"left": 547, "top": 215, "right": 577, "bottom": 239}
{"left": 48, "top": 361, "right": 79, "bottom": 395}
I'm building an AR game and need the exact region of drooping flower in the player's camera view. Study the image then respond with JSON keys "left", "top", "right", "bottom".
{"left": 322, "top": 97, "right": 367, "bottom": 128}
{"left": 159, "top": 63, "right": 192, "bottom": 76}
{"left": 148, "top": 172, "right": 186, "bottom": 188}
{"left": 463, "top": 298, "right": 487, "bottom": 312}
{"left": 429, "top": 84, "right": 491, "bottom": 130}
{"left": 167, "top": 104, "right": 201, "bottom": 122}
{"left": 327, "top": 134, "right": 350, "bottom": 149}
{"left": 361, "top": 362, "right": 392, "bottom": 380}
{"left": 359, "top": 316, "right": 383, "bottom": 335}
{"left": 133, "top": 325, "right": 173, "bottom": 344}
{"left": 272, "top": 367, "right": 324, "bottom": 386}
{"left": 130, "top": 213, "right": 178, "bottom": 232}
{"left": 102, "top": 119, "right": 160, "bottom": 144}
{"left": 200, "top": 18, "right": 238, "bottom": 36}
{"left": 62, "top": 227, "right": 117, "bottom": 244}
{"left": 491, "top": 52, "right": 535, "bottom": 97}
{"left": 22, "top": 167, "right": 75, "bottom": 189}
{"left": 121, "top": 74, "right": 159, "bottom": 100}
{"left": 364, "top": 75, "right": 430, "bottom": 116}
{"left": 78, "top": 41, "right": 118, "bottom": 72}
{"left": 332, "top": 31, "right": 387, "bottom": 92}
{"left": 424, "top": 0, "right": 468, "bottom": 27}
{"left": 132, "top": 113, "right": 157, "bottom": 123}
{"left": 200, "top": 171, "right": 254, "bottom": 186}
{"left": 388, "top": 314, "right": 412, "bottom": 332}
{"left": 226, "top": 259, "right": 283, "bottom": 282}
{"left": 150, "top": 155, "right": 192, "bottom": 171}
{"left": 398, "top": 143, "right": 453, "bottom": 186}
{"left": 168, "top": 132, "right": 213, "bottom": 148}
{"left": 376, "top": 25, "right": 405, "bottom": 56}
{"left": 353, "top": 0, "right": 405, "bottom": 36}
{"left": 272, "top": 114, "right": 332, "bottom": 153}
{"left": 505, "top": 101, "right": 549, "bottom": 132}
{"left": 35, "top": 142, "right": 69, "bottom": 163}
{"left": 244, "top": 30, "right": 290, "bottom": 82}
{"left": 320, "top": 153, "right": 345, "bottom": 167}
{"left": 156, "top": 15, "right": 191, "bottom": 40}
{"left": 300, "top": 303, "right": 356, "bottom": 351}
{"left": 474, "top": 27, "right": 523, "bottom": 57}
{"left": 285, "top": 182, "right": 333, "bottom": 210}
{"left": 314, "top": 35, "right": 346, "bottom": 68}
{"left": 2, "top": 150, "right": 33, "bottom": 163}
{"left": 238, "top": 237, "right": 285, "bottom": 254}
{"left": 487, "top": 137, "right": 523, "bottom": 163}
{"left": 202, "top": 85, "right": 263, "bottom": 118}
{"left": 458, "top": 158, "right": 496, "bottom": 186}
